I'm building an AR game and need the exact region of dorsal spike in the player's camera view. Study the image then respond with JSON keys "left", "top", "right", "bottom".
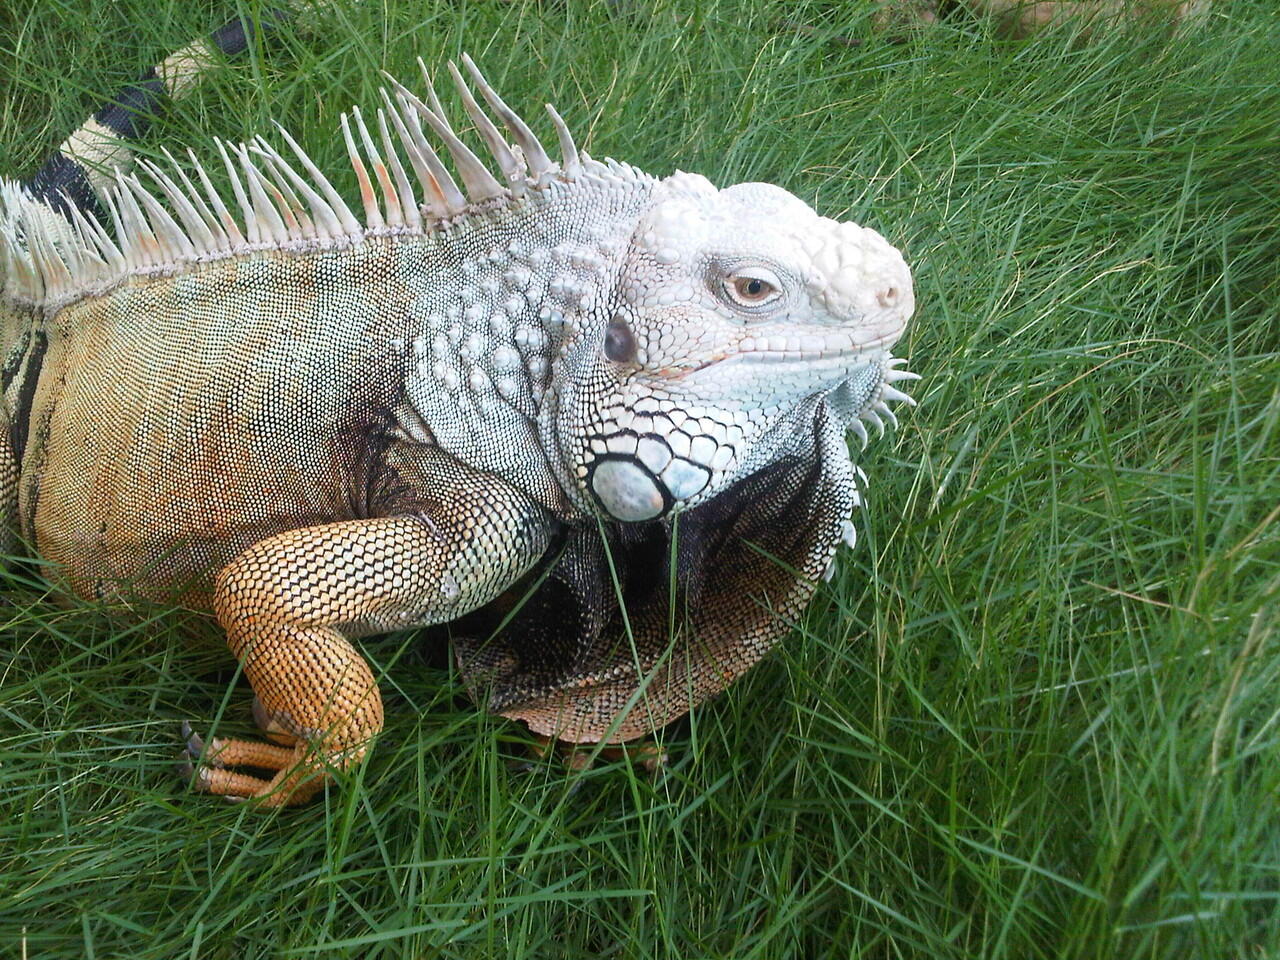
{"left": 341, "top": 112, "right": 384, "bottom": 230}
{"left": 381, "top": 80, "right": 469, "bottom": 214}
{"left": 388, "top": 72, "right": 505, "bottom": 203}
{"left": 189, "top": 147, "right": 244, "bottom": 247}
{"left": 137, "top": 158, "right": 216, "bottom": 254}
{"left": 378, "top": 86, "right": 455, "bottom": 219}
{"left": 445, "top": 60, "right": 525, "bottom": 194}
{"left": 0, "top": 232, "right": 27, "bottom": 300}
{"left": 460, "top": 54, "right": 554, "bottom": 181}
{"left": 417, "top": 57, "right": 452, "bottom": 133}
{"left": 98, "top": 184, "right": 130, "bottom": 261}
{"left": 352, "top": 106, "right": 404, "bottom": 228}
{"left": 544, "top": 103, "right": 580, "bottom": 179}
{"left": 215, "top": 138, "right": 257, "bottom": 244}
{"left": 54, "top": 192, "right": 90, "bottom": 278}
{"left": 65, "top": 189, "right": 124, "bottom": 272}
{"left": 249, "top": 137, "right": 343, "bottom": 239}
{"left": 126, "top": 173, "right": 197, "bottom": 261}
{"left": 376, "top": 105, "right": 421, "bottom": 230}
{"left": 232, "top": 143, "right": 290, "bottom": 245}
{"left": 271, "top": 121, "right": 362, "bottom": 236}
{"left": 14, "top": 232, "right": 45, "bottom": 300}
{"left": 2, "top": 246, "right": 33, "bottom": 300}
{"left": 160, "top": 146, "right": 229, "bottom": 249}
{"left": 113, "top": 169, "right": 163, "bottom": 266}
{"left": 27, "top": 216, "right": 70, "bottom": 292}
{"left": 251, "top": 142, "right": 316, "bottom": 238}
{"left": 247, "top": 154, "right": 306, "bottom": 241}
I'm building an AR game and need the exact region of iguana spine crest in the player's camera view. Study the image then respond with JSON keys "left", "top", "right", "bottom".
{"left": 1, "top": 55, "right": 619, "bottom": 318}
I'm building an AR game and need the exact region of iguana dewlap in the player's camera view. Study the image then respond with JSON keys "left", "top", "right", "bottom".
{"left": 0, "top": 25, "right": 918, "bottom": 805}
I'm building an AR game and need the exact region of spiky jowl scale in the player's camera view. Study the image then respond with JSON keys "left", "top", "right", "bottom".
{"left": 0, "top": 40, "right": 918, "bottom": 804}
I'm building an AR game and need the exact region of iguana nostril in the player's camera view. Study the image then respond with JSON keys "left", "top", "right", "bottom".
{"left": 877, "top": 286, "right": 898, "bottom": 308}
{"left": 604, "top": 315, "right": 637, "bottom": 363}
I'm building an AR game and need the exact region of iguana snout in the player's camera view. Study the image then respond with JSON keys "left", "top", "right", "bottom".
{"left": 555, "top": 173, "right": 915, "bottom": 523}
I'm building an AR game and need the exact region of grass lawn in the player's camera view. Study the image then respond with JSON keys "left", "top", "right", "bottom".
{"left": 2, "top": 1, "right": 1278, "bottom": 956}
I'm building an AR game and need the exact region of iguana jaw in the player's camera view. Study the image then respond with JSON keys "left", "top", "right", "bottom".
{"left": 559, "top": 348, "right": 916, "bottom": 525}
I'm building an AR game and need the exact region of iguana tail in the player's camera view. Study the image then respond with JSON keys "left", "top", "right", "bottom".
{"left": 22, "top": 7, "right": 297, "bottom": 223}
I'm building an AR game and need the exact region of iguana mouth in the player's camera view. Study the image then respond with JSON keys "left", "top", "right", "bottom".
{"left": 734, "top": 331, "right": 900, "bottom": 361}
{"left": 657, "top": 332, "right": 900, "bottom": 380}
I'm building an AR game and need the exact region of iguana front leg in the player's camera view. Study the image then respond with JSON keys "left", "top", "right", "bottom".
{"left": 186, "top": 475, "right": 551, "bottom": 806}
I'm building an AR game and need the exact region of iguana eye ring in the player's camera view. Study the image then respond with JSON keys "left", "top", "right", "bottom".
{"left": 723, "top": 270, "right": 781, "bottom": 308}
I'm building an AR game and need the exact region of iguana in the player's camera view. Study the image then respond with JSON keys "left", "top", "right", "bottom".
{"left": 0, "top": 12, "right": 919, "bottom": 805}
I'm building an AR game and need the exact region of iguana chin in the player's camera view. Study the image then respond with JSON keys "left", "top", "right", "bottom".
{"left": 0, "top": 18, "right": 918, "bottom": 806}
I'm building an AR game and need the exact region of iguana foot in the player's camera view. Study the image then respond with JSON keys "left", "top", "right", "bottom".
{"left": 178, "top": 721, "right": 322, "bottom": 805}
{"left": 526, "top": 734, "right": 669, "bottom": 773}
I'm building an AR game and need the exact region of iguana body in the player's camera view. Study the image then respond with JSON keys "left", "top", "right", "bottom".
{"left": 1, "top": 24, "right": 917, "bottom": 805}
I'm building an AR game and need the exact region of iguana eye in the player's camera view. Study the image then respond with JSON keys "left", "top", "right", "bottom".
{"left": 723, "top": 270, "right": 781, "bottom": 308}
{"left": 604, "top": 315, "right": 638, "bottom": 363}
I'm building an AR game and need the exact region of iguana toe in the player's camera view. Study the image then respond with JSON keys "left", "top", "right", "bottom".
{"left": 177, "top": 718, "right": 326, "bottom": 804}
{"left": 177, "top": 736, "right": 320, "bottom": 804}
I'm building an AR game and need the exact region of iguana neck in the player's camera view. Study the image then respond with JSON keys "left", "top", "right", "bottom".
{"left": 389, "top": 174, "right": 658, "bottom": 508}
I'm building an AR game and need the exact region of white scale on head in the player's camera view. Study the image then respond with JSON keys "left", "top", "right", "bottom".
{"left": 588, "top": 435, "right": 715, "bottom": 521}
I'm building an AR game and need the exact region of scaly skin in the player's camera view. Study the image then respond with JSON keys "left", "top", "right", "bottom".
{"left": 1, "top": 39, "right": 917, "bottom": 804}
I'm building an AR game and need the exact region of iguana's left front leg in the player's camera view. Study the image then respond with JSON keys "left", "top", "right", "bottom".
{"left": 186, "top": 479, "right": 550, "bottom": 806}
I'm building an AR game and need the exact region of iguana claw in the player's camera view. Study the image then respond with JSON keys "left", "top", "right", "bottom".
{"left": 175, "top": 753, "right": 211, "bottom": 789}
{"left": 180, "top": 720, "right": 220, "bottom": 766}
{"left": 176, "top": 721, "right": 222, "bottom": 791}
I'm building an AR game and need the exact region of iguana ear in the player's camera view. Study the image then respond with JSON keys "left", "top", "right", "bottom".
{"left": 454, "top": 405, "right": 858, "bottom": 744}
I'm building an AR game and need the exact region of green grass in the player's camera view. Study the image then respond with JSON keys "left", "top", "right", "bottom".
{"left": 2, "top": 1, "right": 1279, "bottom": 956}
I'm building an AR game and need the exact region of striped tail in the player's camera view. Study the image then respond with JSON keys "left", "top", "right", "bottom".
{"left": 22, "top": 7, "right": 296, "bottom": 222}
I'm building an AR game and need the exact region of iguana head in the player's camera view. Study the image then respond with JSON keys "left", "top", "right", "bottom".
{"left": 546, "top": 171, "right": 916, "bottom": 522}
